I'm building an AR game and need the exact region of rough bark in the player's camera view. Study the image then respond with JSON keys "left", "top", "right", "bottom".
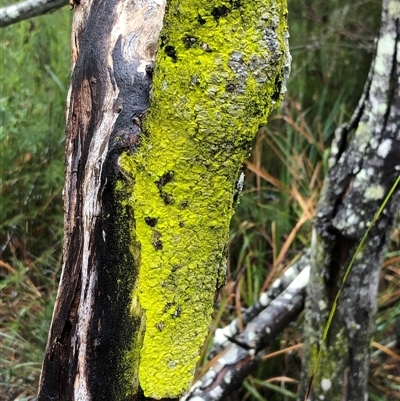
{"left": 0, "top": 0, "right": 67, "bottom": 28}
{"left": 38, "top": 1, "right": 290, "bottom": 400}
{"left": 298, "top": 1, "right": 400, "bottom": 400}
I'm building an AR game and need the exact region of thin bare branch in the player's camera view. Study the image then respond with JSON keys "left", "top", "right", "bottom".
{"left": 0, "top": 0, "right": 67, "bottom": 28}
{"left": 183, "top": 266, "right": 310, "bottom": 401}
{"left": 210, "top": 250, "right": 311, "bottom": 358}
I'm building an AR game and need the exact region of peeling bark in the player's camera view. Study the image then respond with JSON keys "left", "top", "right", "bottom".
{"left": 38, "top": 1, "right": 290, "bottom": 400}
{"left": 298, "top": 1, "right": 400, "bottom": 400}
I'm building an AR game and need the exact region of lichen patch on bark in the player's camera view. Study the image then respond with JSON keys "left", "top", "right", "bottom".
{"left": 120, "top": 0, "right": 290, "bottom": 398}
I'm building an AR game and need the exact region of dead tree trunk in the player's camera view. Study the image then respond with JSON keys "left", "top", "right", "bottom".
{"left": 298, "top": 1, "right": 400, "bottom": 400}
{"left": 38, "top": 1, "right": 290, "bottom": 400}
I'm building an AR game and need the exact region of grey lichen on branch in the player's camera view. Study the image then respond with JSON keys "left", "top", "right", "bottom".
{"left": 209, "top": 249, "right": 310, "bottom": 359}
{"left": 0, "top": 0, "right": 68, "bottom": 28}
{"left": 183, "top": 264, "right": 310, "bottom": 401}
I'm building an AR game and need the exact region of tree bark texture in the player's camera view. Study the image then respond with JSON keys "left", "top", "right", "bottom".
{"left": 38, "top": 1, "right": 290, "bottom": 400}
{"left": 298, "top": 1, "right": 400, "bottom": 400}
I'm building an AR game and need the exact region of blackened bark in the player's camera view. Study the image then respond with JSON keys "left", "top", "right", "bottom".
{"left": 298, "top": 1, "right": 400, "bottom": 400}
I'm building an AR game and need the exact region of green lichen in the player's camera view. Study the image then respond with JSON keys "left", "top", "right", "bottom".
{"left": 307, "top": 328, "right": 350, "bottom": 398}
{"left": 121, "top": 1, "right": 289, "bottom": 398}
{"left": 364, "top": 184, "right": 384, "bottom": 200}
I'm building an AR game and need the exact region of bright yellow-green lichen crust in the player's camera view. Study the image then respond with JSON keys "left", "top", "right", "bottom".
{"left": 121, "top": 0, "right": 289, "bottom": 398}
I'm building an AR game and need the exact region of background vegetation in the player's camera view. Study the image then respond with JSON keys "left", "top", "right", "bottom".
{"left": 0, "top": 1, "right": 398, "bottom": 400}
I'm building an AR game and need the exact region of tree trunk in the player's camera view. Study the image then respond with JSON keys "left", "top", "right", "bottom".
{"left": 38, "top": 1, "right": 290, "bottom": 400}
{"left": 298, "top": 1, "right": 400, "bottom": 400}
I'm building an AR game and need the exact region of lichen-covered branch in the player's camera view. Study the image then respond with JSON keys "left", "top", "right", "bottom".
{"left": 38, "top": 1, "right": 290, "bottom": 400}
{"left": 0, "top": 0, "right": 67, "bottom": 28}
{"left": 192, "top": 2, "right": 400, "bottom": 399}
{"left": 183, "top": 266, "right": 310, "bottom": 401}
{"left": 209, "top": 249, "right": 310, "bottom": 358}
{"left": 298, "top": 1, "right": 400, "bottom": 400}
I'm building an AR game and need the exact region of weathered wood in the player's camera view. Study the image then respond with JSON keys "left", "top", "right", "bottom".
{"left": 38, "top": 1, "right": 166, "bottom": 400}
{"left": 298, "top": 1, "right": 400, "bottom": 399}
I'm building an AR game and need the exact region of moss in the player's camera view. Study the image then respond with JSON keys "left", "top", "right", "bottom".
{"left": 307, "top": 328, "right": 350, "bottom": 398}
{"left": 122, "top": 314, "right": 146, "bottom": 396}
{"left": 121, "top": 0, "right": 289, "bottom": 398}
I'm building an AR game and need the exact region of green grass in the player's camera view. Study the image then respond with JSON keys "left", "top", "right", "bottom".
{"left": 1, "top": 0, "right": 399, "bottom": 400}
{"left": 0, "top": 2, "right": 71, "bottom": 399}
